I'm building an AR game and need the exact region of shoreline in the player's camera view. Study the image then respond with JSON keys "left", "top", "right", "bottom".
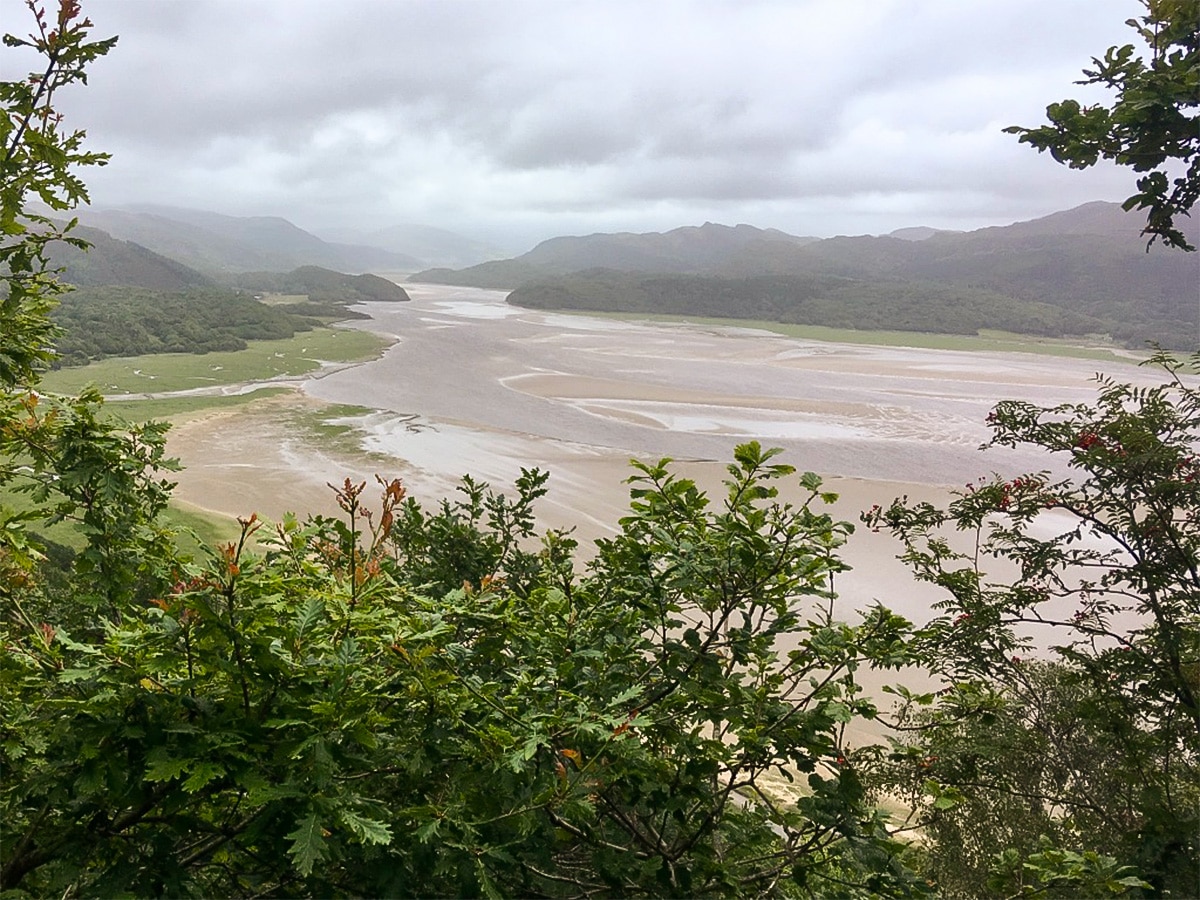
{"left": 144, "top": 284, "right": 1172, "bottom": 628}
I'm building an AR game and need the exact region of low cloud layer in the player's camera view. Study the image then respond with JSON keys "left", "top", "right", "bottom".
{"left": 24, "top": 0, "right": 1142, "bottom": 250}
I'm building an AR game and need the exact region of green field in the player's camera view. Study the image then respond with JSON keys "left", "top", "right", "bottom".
{"left": 0, "top": 387, "right": 331, "bottom": 559}
{"left": 570, "top": 310, "right": 1144, "bottom": 364}
{"left": 27, "top": 326, "right": 393, "bottom": 549}
{"left": 1, "top": 473, "right": 238, "bottom": 559}
{"left": 40, "top": 327, "right": 390, "bottom": 396}
{"left": 100, "top": 388, "right": 291, "bottom": 424}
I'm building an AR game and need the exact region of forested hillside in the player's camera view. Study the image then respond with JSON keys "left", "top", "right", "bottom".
{"left": 47, "top": 223, "right": 215, "bottom": 290}
{"left": 43, "top": 239, "right": 406, "bottom": 365}
{"left": 508, "top": 271, "right": 1105, "bottom": 339}
{"left": 232, "top": 265, "right": 411, "bottom": 303}
{"left": 418, "top": 203, "right": 1200, "bottom": 349}
{"left": 73, "top": 205, "right": 423, "bottom": 274}
{"left": 49, "top": 286, "right": 321, "bottom": 365}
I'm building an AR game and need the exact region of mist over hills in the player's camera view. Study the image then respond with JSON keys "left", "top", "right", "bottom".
{"left": 51, "top": 224, "right": 218, "bottom": 291}
{"left": 416, "top": 202, "right": 1200, "bottom": 350}
{"left": 73, "top": 205, "right": 429, "bottom": 275}
{"left": 413, "top": 223, "right": 819, "bottom": 287}
{"left": 520, "top": 223, "right": 820, "bottom": 273}
{"left": 416, "top": 202, "right": 1196, "bottom": 284}
{"left": 887, "top": 226, "right": 961, "bottom": 241}
{"left": 317, "top": 222, "right": 508, "bottom": 270}
{"left": 35, "top": 199, "right": 1200, "bottom": 351}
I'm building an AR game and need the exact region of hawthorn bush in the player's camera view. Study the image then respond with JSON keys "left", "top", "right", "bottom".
{"left": 5, "top": 3, "right": 1198, "bottom": 898}
{"left": 3, "top": 7, "right": 928, "bottom": 895}
{"left": 865, "top": 356, "right": 1199, "bottom": 897}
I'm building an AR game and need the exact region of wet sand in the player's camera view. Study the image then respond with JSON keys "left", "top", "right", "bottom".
{"left": 167, "top": 283, "right": 1166, "bottom": 630}
{"left": 305, "top": 285, "right": 1154, "bottom": 486}
{"left": 164, "top": 282, "right": 1174, "bottom": 748}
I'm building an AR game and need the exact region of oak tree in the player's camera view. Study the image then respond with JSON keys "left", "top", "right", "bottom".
{"left": 1006, "top": 0, "right": 1200, "bottom": 250}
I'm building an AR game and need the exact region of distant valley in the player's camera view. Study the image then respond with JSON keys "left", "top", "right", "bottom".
{"left": 416, "top": 202, "right": 1200, "bottom": 351}
{"left": 43, "top": 200, "right": 1200, "bottom": 358}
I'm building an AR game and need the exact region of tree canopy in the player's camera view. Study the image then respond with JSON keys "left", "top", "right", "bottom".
{"left": 2, "top": 2, "right": 1198, "bottom": 898}
{"left": 865, "top": 355, "right": 1199, "bottom": 896}
{"left": 1006, "top": 0, "right": 1200, "bottom": 250}
{"left": 2, "top": 7, "right": 925, "bottom": 895}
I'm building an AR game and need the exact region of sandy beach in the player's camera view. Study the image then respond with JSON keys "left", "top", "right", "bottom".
{"left": 165, "top": 283, "right": 1169, "bottom": 631}
{"left": 162, "top": 281, "right": 1181, "bottom": 750}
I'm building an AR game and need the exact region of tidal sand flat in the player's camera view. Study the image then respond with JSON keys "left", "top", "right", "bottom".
{"left": 166, "top": 283, "right": 1165, "bottom": 633}
{"left": 306, "top": 285, "right": 1151, "bottom": 486}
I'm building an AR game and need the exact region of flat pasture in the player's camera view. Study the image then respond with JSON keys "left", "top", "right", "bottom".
{"left": 104, "top": 387, "right": 293, "bottom": 423}
{"left": 39, "top": 327, "right": 390, "bottom": 396}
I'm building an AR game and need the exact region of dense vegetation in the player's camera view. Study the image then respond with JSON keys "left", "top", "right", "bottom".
{"left": 421, "top": 206, "right": 1199, "bottom": 350}
{"left": 38, "top": 261, "right": 408, "bottom": 367}
{"left": 2, "top": 2, "right": 1197, "bottom": 898}
{"left": 42, "top": 262, "right": 402, "bottom": 367}
{"left": 864, "top": 360, "right": 1200, "bottom": 896}
{"left": 49, "top": 286, "right": 320, "bottom": 365}
{"left": 232, "top": 265, "right": 411, "bottom": 304}
{"left": 508, "top": 271, "right": 1104, "bottom": 340}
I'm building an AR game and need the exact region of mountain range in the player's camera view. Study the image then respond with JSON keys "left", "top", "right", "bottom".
{"left": 415, "top": 202, "right": 1200, "bottom": 350}
{"left": 65, "top": 205, "right": 499, "bottom": 275}
{"left": 38, "top": 200, "right": 1200, "bottom": 351}
{"left": 415, "top": 202, "right": 1198, "bottom": 287}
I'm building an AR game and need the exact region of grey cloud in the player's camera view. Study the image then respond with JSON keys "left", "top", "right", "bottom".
{"left": 31, "top": 0, "right": 1146, "bottom": 243}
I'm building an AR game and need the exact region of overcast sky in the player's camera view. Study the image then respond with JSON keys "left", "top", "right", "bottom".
{"left": 16, "top": 0, "right": 1145, "bottom": 251}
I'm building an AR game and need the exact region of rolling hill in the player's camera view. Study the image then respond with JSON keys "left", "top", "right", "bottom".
{"left": 417, "top": 203, "right": 1200, "bottom": 350}
{"left": 48, "top": 224, "right": 217, "bottom": 291}
{"left": 72, "top": 206, "right": 423, "bottom": 275}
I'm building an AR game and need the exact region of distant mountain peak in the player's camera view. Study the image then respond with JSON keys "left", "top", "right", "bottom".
{"left": 73, "top": 205, "right": 422, "bottom": 275}
{"left": 888, "top": 226, "right": 962, "bottom": 241}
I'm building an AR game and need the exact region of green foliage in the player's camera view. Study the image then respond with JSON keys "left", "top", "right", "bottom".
{"left": 1006, "top": 0, "right": 1200, "bottom": 250}
{"left": 50, "top": 285, "right": 320, "bottom": 365}
{"left": 233, "top": 265, "right": 411, "bottom": 303}
{"left": 2, "top": 449, "right": 929, "bottom": 897}
{"left": 1, "top": 2, "right": 184, "bottom": 615}
{"left": 988, "top": 836, "right": 1151, "bottom": 898}
{"left": 7, "top": 387, "right": 181, "bottom": 607}
{"left": 389, "top": 466, "right": 552, "bottom": 598}
{"left": 1, "top": 0, "right": 116, "bottom": 386}
{"left": 865, "top": 352, "right": 1200, "bottom": 897}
